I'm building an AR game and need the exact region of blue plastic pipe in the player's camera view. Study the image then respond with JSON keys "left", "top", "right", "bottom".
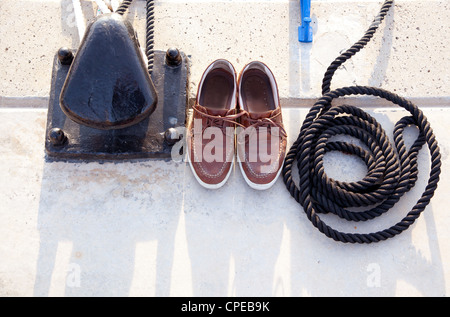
{"left": 298, "top": 0, "right": 313, "bottom": 42}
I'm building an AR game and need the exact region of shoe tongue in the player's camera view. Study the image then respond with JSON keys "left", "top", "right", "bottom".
{"left": 198, "top": 104, "right": 231, "bottom": 116}
{"left": 248, "top": 110, "right": 274, "bottom": 120}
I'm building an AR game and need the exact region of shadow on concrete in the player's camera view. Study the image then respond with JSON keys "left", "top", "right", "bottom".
{"left": 60, "top": 0, "right": 97, "bottom": 49}
{"left": 33, "top": 160, "right": 184, "bottom": 296}
{"left": 285, "top": 202, "right": 445, "bottom": 296}
{"left": 368, "top": 4, "right": 394, "bottom": 87}
{"left": 183, "top": 168, "right": 286, "bottom": 296}
{"left": 31, "top": 109, "right": 446, "bottom": 297}
{"left": 288, "top": 0, "right": 318, "bottom": 98}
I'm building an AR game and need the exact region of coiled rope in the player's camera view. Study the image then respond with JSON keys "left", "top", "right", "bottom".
{"left": 116, "top": 0, "right": 155, "bottom": 74}
{"left": 282, "top": 0, "right": 441, "bottom": 243}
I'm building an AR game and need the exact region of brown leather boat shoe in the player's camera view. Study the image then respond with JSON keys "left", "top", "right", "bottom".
{"left": 236, "top": 61, "right": 287, "bottom": 190}
{"left": 186, "top": 59, "right": 242, "bottom": 189}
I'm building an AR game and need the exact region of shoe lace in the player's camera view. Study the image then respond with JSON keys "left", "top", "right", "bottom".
{"left": 192, "top": 104, "right": 244, "bottom": 131}
{"left": 236, "top": 110, "right": 287, "bottom": 142}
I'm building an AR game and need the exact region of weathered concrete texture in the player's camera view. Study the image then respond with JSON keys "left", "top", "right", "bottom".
{"left": 0, "top": 0, "right": 449, "bottom": 298}
{"left": 0, "top": 0, "right": 84, "bottom": 97}
{"left": 0, "top": 0, "right": 448, "bottom": 101}
{"left": 0, "top": 106, "right": 449, "bottom": 296}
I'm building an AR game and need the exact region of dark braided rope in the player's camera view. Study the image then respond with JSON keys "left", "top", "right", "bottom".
{"left": 145, "top": 0, "right": 155, "bottom": 74}
{"left": 282, "top": 1, "right": 441, "bottom": 244}
{"left": 115, "top": 0, "right": 134, "bottom": 15}
{"left": 116, "top": 0, "right": 155, "bottom": 75}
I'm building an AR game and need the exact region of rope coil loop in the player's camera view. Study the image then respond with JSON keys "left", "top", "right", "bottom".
{"left": 283, "top": 1, "right": 441, "bottom": 244}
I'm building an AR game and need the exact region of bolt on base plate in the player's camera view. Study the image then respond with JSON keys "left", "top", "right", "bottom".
{"left": 45, "top": 48, "right": 189, "bottom": 161}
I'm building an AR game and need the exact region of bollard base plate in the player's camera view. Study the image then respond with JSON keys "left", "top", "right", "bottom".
{"left": 44, "top": 49, "right": 189, "bottom": 161}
